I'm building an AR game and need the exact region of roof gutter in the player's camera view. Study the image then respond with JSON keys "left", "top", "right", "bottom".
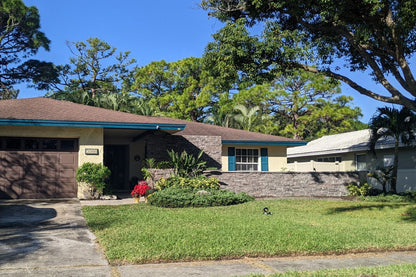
{"left": 0, "top": 119, "right": 186, "bottom": 131}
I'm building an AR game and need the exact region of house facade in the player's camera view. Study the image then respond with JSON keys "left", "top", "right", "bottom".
{"left": 0, "top": 97, "right": 305, "bottom": 199}
{"left": 287, "top": 129, "right": 416, "bottom": 192}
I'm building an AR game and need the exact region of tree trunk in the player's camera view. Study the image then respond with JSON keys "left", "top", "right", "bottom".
{"left": 390, "top": 139, "right": 399, "bottom": 194}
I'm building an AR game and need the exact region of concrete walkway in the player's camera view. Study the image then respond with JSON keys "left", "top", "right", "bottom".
{"left": 1, "top": 198, "right": 415, "bottom": 276}
{"left": 112, "top": 251, "right": 416, "bottom": 276}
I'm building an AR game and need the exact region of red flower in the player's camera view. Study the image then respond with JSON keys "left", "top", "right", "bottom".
{"left": 131, "top": 181, "right": 150, "bottom": 198}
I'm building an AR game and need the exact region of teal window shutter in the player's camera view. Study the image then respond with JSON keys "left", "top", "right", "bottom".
{"left": 261, "top": 148, "right": 269, "bottom": 171}
{"left": 228, "top": 147, "right": 235, "bottom": 171}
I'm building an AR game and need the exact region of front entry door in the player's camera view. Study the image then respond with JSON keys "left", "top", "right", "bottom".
{"left": 104, "top": 145, "right": 129, "bottom": 191}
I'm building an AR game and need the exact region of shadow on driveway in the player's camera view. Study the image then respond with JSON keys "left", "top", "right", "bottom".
{"left": 0, "top": 200, "right": 108, "bottom": 270}
{"left": 0, "top": 204, "right": 58, "bottom": 265}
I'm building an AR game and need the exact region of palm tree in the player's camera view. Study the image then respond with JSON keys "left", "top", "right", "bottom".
{"left": 205, "top": 109, "right": 233, "bottom": 128}
{"left": 233, "top": 104, "right": 264, "bottom": 131}
{"left": 369, "top": 107, "right": 416, "bottom": 193}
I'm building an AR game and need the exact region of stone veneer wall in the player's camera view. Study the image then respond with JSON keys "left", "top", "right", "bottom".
{"left": 147, "top": 169, "right": 363, "bottom": 198}
{"left": 181, "top": 135, "right": 222, "bottom": 167}
{"left": 146, "top": 168, "right": 175, "bottom": 187}
{"left": 210, "top": 171, "right": 361, "bottom": 197}
{"left": 145, "top": 133, "right": 222, "bottom": 168}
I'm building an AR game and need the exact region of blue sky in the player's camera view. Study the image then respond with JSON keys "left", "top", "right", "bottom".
{"left": 21, "top": 0, "right": 387, "bottom": 123}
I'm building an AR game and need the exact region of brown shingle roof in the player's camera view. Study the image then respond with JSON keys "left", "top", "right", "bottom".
{"left": 0, "top": 97, "right": 304, "bottom": 144}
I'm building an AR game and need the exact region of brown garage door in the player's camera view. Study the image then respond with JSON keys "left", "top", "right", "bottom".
{"left": 0, "top": 137, "right": 78, "bottom": 199}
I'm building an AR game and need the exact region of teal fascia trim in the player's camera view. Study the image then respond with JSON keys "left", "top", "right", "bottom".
{"left": 0, "top": 119, "right": 186, "bottom": 131}
{"left": 222, "top": 140, "right": 306, "bottom": 146}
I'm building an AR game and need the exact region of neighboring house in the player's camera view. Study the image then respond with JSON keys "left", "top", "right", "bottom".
{"left": 287, "top": 129, "right": 416, "bottom": 192}
{"left": 0, "top": 97, "right": 304, "bottom": 199}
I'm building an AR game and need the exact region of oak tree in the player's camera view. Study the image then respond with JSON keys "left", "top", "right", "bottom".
{"left": 202, "top": 0, "right": 416, "bottom": 111}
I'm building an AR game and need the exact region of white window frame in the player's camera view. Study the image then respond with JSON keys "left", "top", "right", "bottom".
{"left": 316, "top": 156, "right": 342, "bottom": 163}
{"left": 235, "top": 148, "right": 260, "bottom": 171}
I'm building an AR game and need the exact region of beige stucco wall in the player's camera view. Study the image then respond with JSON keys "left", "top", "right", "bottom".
{"left": 221, "top": 144, "right": 287, "bottom": 172}
{"left": 0, "top": 125, "right": 104, "bottom": 166}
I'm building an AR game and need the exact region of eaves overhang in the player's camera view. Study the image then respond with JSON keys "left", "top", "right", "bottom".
{"left": 0, "top": 119, "right": 186, "bottom": 131}
{"left": 222, "top": 140, "right": 307, "bottom": 146}
{"left": 287, "top": 143, "right": 411, "bottom": 158}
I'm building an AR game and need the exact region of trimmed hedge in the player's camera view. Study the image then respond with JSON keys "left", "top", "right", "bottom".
{"left": 155, "top": 175, "right": 220, "bottom": 191}
{"left": 147, "top": 187, "right": 254, "bottom": 208}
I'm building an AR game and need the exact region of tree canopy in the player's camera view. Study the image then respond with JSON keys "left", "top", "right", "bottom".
{"left": 49, "top": 37, "right": 136, "bottom": 99}
{"left": 0, "top": 0, "right": 57, "bottom": 99}
{"left": 133, "top": 57, "right": 219, "bottom": 121}
{"left": 203, "top": 19, "right": 366, "bottom": 139}
{"left": 201, "top": 0, "right": 416, "bottom": 111}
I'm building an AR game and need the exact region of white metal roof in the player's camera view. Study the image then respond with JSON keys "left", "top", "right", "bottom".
{"left": 287, "top": 129, "right": 397, "bottom": 158}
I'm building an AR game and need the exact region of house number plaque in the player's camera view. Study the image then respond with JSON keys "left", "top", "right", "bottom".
{"left": 85, "top": 148, "right": 99, "bottom": 155}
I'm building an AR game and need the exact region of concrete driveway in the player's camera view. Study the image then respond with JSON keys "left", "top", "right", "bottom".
{"left": 0, "top": 199, "right": 111, "bottom": 276}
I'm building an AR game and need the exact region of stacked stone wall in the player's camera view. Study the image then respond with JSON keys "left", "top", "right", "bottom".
{"left": 145, "top": 133, "right": 221, "bottom": 168}
{"left": 148, "top": 169, "right": 364, "bottom": 198}
{"left": 209, "top": 171, "right": 361, "bottom": 197}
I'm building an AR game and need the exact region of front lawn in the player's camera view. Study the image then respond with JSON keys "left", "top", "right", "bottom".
{"left": 82, "top": 199, "right": 416, "bottom": 264}
{"left": 255, "top": 263, "right": 416, "bottom": 277}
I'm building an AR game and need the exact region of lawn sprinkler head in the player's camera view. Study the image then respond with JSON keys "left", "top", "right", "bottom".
{"left": 263, "top": 207, "right": 272, "bottom": 215}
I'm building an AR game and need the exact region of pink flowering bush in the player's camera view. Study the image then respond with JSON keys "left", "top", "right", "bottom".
{"left": 131, "top": 181, "right": 150, "bottom": 198}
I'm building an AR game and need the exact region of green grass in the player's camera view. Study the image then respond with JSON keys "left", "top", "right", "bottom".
{"left": 82, "top": 199, "right": 416, "bottom": 264}
{"left": 251, "top": 263, "right": 416, "bottom": 276}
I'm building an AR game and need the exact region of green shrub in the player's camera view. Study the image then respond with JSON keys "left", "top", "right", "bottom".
{"left": 76, "top": 163, "right": 111, "bottom": 193}
{"left": 147, "top": 187, "right": 254, "bottom": 208}
{"left": 347, "top": 182, "right": 371, "bottom": 196}
{"left": 361, "top": 191, "right": 416, "bottom": 203}
{"left": 155, "top": 175, "right": 220, "bottom": 191}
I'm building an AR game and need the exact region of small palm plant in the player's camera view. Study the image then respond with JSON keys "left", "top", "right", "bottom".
{"left": 167, "top": 150, "right": 207, "bottom": 177}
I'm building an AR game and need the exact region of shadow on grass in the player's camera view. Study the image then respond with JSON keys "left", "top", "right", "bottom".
{"left": 401, "top": 206, "right": 416, "bottom": 222}
{"left": 326, "top": 203, "right": 407, "bottom": 214}
{"left": 327, "top": 203, "right": 416, "bottom": 222}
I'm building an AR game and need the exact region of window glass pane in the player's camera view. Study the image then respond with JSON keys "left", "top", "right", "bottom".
{"left": 356, "top": 154, "right": 367, "bottom": 170}
{"left": 61, "top": 140, "right": 76, "bottom": 151}
{"left": 235, "top": 148, "right": 259, "bottom": 171}
{"left": 24, "top": 139, "right": 40, "bottom": 150}
{"left": 236, "top": 149, "right": 241, "bottom": 155}
{"left": 42, "top": 139, "right": 58, "bottom": 150}
{"left": 6, "top": 138, "right": 21, "bottom": 150}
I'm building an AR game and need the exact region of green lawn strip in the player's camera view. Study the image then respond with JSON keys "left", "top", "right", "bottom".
{"left": 250, "top": 263, "right": 416, "bottom": 277}
{"left": 82, "top": 199, "right": 416, "bottom": 264}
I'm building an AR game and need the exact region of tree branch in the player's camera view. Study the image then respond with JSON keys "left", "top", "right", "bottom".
{"left": 299, "top": 63, "right": 416, "bottom": 110}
